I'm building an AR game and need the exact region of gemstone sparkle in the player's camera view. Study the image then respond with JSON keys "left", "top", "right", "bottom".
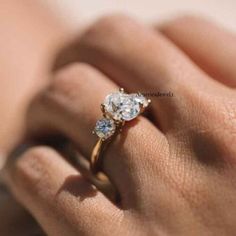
{"left": 94, "top": 118, "right": 116, "bottom": 139}
{"left": 103, "top": 91, "right": 148, "bottom": 121}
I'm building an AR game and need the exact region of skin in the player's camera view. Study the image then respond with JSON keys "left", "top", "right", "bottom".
{"left": 2, "top": 14, "right": 236, "bottom": 235}
{"left": 0, "top": 1, "right": 70, "bottom": 235}
{"left": 0, "top": 1, "right": 69, "bottom": 157}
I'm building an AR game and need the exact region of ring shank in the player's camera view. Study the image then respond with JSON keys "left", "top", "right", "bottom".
{"left": 90, "top": 138, "right": 107, "bottom": 173}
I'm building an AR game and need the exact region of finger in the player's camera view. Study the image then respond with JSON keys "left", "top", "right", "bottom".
{"left": 159, "top": 16, "right": 236, "bottom": 88}
{"left": 3, "top": 146, "right": 123, "bottom": 236}
{"left": 63, "top": 14, "right": 226, "bottom": 132}
{"left": 28, "top": 63, "right": 167, "bottom": 205}
{"left": 0, "top": 183, "right": 44, "bottom": 236}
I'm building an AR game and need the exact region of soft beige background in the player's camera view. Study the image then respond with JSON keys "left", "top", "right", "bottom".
{"left": 45, "top": 0, "right": 236, "bottom": 31}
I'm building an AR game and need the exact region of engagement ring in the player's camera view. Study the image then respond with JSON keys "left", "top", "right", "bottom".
{"left": 90, "top": 88, "right": 151, "bottom": 174}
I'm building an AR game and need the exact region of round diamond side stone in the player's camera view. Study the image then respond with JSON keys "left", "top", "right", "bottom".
{"left": 95, "top": 118, "right": 116, "bottom": 139}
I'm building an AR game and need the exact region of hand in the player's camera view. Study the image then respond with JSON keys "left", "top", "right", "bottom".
{"left": 0, "top": 0, "right": 69, "bottom": 164}
{"left": 3, "top": 15, "right": 236, "bottom": 235}
{"left": 0, "top": 1, "right": 70, "bottom": 235}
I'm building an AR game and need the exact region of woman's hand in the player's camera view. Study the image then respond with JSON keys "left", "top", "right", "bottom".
{"left": 0, "top": 1, "right": 70, "bottom": 235}
{"left": 3, "top": 15, "right": 236, "bottom": 235}
{"left": 0, "top": 0, "right": 69, "bottom": 164}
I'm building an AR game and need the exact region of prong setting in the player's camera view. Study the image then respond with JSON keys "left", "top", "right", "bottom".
{"left": 100, "top": 104, "right": 105, "bottom": 113}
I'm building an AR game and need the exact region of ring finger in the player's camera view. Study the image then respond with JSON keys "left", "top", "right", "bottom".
{"left": 27, "top": 63, "right": 166, "bottom": 205}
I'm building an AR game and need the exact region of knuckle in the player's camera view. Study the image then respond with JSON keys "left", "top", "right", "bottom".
{"left": 81, "top": 14, "right": 136, "bottom": 45}
{"left": 92, "top": 13, "right": 133, "bottom": 32}
{"left": 21, "top": 146, "right": 52, "bottom": 160}
{"left": 160, "top": 15, "right": 204, "bottom": 35}
{"left": 45, "top": 63, "right": 99, "bottom": 102}
{"left": 53, "top": 63, "right": 95, "bottom": 91}
{"left": 11, "top": 146, "right": 54, "bottom": 188}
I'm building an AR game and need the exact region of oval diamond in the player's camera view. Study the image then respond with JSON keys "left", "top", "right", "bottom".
{"left": 103, "top": 92, "right": 141, "bottom": 121}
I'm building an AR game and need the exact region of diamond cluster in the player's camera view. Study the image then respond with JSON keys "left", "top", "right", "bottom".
{"left": 94, "top": 89, "right": 149, "bottom": 140}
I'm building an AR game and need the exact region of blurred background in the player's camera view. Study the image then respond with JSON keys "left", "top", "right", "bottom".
{"left": 45, "top": 0, "right": 236, "bottom": 31}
